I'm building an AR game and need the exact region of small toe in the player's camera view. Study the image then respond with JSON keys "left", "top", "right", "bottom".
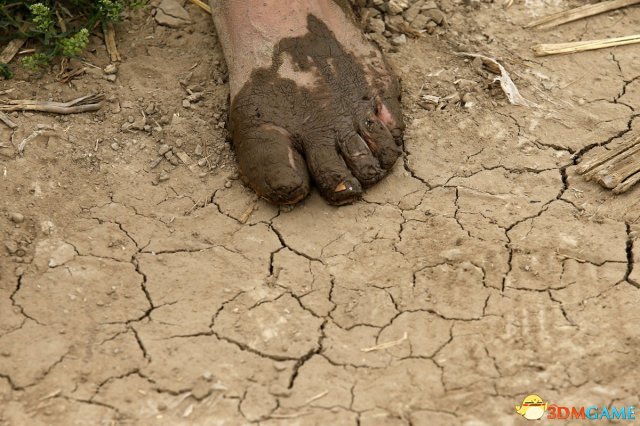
{"left": 377, "top": 95, "right": 405, "bottom": 146}
{"left": 234, "top": 125, "right": 310, "bottom": 204}
{"left": 356, "top": 112, "right": 402, "bottom": 170}
{"left": 338, "top": 132, "right": 385, "bottom": 186}
{"left": 302, "top": 133, "right": 362, "bottom": 205}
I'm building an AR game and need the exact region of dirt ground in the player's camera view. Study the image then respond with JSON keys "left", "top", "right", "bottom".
{"left": 1, "top": 0, "right": 639, "bottom": 424}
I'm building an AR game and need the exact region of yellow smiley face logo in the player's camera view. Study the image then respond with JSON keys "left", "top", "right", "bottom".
{"left": 516, "top": 394, "right": 549, "bottom": 420}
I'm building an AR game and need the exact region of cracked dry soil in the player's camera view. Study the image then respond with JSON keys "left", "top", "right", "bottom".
{"left": 1, "top": 1, "right": 640, "bottom": 425}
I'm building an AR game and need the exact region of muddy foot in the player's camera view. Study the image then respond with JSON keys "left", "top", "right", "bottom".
{"left": 210, "top": 0, "right": 405, "bottom": 205}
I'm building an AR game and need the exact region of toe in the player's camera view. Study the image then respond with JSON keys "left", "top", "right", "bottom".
{"left": 377, "top": 97, "right": 405, "bottom": 145}
{"left": 356, "top": 112, "right": 402, "bottom": 170}
{"left": 234, "top": 125, "right": 310, "bottom": 204}
{"left": 302, "top": 132, "right": 362, "bottom": 205}
{"left": 338, "top": 132, "right": 384, "bottom": 186}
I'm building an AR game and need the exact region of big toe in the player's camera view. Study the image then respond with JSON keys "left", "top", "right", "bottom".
{"left": 234, "top": 125, "right": 310, "bottom": 204}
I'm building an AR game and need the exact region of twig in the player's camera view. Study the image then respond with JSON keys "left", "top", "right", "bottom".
{"left": 526, "top": 0, "right": 640, "bottom": 30}
{"left": 239, "top": 199, "right": 257, "bottom": 224}
{"left": 532, "top": 34, "right": 640, "bottom": 56}
{"left": 0, "top": 38, "right": 27, "bottom": 65}
{"left": 104, "top": 22, "right": 122, "bottom": 62}
{"left": 0, "top": 111, "right": 17, "bottom": 129}
{"left": 18, "top": 127, "right": 57, "bottom": 156}
{"left": 303, "top": 390, "right": 329, "bottom": 406}
{"left": 577, "top": 135, "right": 640, "bottom": 193}
{"left": 0, "top": 94, "right": 104, "bottom": 114}
{"left": 361, "top": 332, "right": 408, "bottom": 353}
{"left": 190, "top": 0, "right": 212, "bottom": 14}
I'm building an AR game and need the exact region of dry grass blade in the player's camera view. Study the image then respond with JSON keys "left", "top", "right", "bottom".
{"left": 532, "top": 34, "right": 640, "bottom": 56}
{"left": 190, "top": 0, "right": 211, "bottom": 14}
{"left": 526, "top": 0, "right": 640, "bottom": 30}
{"left": 361, "top": 332, "right": 408, "bottom": 352}
{"left": 457, "top": 52, "right": 536, "bottom": 107}
{"left": 0, "top": 94, "right": 105, "bottom": 114}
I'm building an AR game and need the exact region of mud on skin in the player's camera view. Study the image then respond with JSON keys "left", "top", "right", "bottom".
{"left": 231, "top": 14, "right": 405, "bottom": 205}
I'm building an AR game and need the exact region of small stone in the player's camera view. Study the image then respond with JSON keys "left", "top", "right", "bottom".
{"left": 144, "top": 102, "right": 155, "bottom": 115}
{"left": 158, "top": 144, "right": 171, "bottom": 155}
{"left": 143, "top": 125, "right": 152, "bottom": 132}
{"left": 462, "top": 93, "right": 475, "bottom": 108}
{"left": 194, "top": 144, "right": 203, "bottom": 156}
{"left": 175, "top": 139, "right": 183, "bottom": 148}
{"left": 425, "top": 20, "right": 438, "bottom": 34}
{"left": 4, "top": 240, "right": 18, "bottom": 254}
{"left": 411, "top": 13, "right": 430, "bottom": 30}
{"left": 157, "top": 402, "right": 168, "bottom": 411}
{"left": 182, "top": 100, "right": 191, "bottom": 108}
{"left": 367, "top": 17, "right": 386, "bottom": 34}
{"left": 387, "top": 0, "right": 409, "bottom": 15}
{"left": 197, "top": 158, "right": 207, "bottom": 167}
{"left": 111, "top": 142, "right": 120, "bottom": 151}
{"left": 48, "top": 243, "right": 76, "bottom": 267}
{"left": 202, "top": 371, "right": 214, "bottom": 381}
{"left": 155, "top": 0, "right": 191, "bottom": 28}
{"left": 104, "top": 64, "right": 117, "bottom": 74}
{"left": 169, "top": 156, "right": 180, "bottom": 166}
{"left": 224, "top": 181, "right": 232, "bottom": 189}
{"left": 187, "top": 92, "right": 203, "bottom": 103}
{"left": 41, "top": 221, "right": 55, "bottom": 235}
{"left": 391, "top": 34, "right": 407, "bottom": 46}
{"left": 10, "top": 213, "right": 24, "bottom": 223}
{"left": 150, "top": 157, "right": 163, "bottom": 168}
{"left": 424, "top": 9, "right": 446, "bottom": 25}
{"left": 105, "top": 74, "right": 117, "bottom": 82}
{"left": 158, "top": 172, "right": 170, "bottom": 182}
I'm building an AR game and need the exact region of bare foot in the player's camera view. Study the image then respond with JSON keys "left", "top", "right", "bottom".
{"left": 210, "top": 0, "right": 405, "bottom": 205}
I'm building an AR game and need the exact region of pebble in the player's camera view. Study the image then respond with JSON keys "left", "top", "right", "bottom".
{"left": 4, "top": 240, "right": 18, "bottom": 254}
{"left": 158, "top": 171, "right": 170, "bottom": 182}
{"left": 150, "top": 157, "right": 163, "bottom": 168}
{"left": 105, "top": 75, "right": 117, "bottom": 82}
{"left": 104, "top": 64, "right": 118, "bottom": 74}
{"left": 391, "top": 34, "right": 407, "bottom": 45}
{"left": 182, "top": 100, "right": 191, "bottom": 108}
{"left": 197, "top": 158, "right": 207, "bottom": 167}
{"left": 111, "top": 142, "right": 120, "bottom": 151}
{"left": 9, "top": 213, "right": 24, "bottom": 223}
{"left": 224, "top": 181, "right": 232, "bottom": 189}
{"left": 158, "top": 144, "right": 171, "bottom": 155}
{"left": 194, "top": 144, "right": 203, "bottom": 156}
{"left": 169, "top": 156, "right": 180, "bottom": 166}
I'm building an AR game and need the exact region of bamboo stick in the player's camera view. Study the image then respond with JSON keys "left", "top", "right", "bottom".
{"left": 532, "top": 34, "right": 640, "bottom": 56}
{"left": 526, "top": 0, "right": 640, "bottom": 30}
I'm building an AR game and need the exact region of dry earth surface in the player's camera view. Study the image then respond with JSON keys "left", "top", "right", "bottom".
{"left": 1, "top": 0, "right": 639, "bottom": 425}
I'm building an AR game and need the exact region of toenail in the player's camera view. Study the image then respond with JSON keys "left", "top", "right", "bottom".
{"left": 335, "top": 181, "right": 352, "bottom": 192}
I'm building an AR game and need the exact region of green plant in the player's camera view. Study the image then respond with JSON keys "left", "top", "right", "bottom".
{"left": 0, "top": 1, "right": 147, "bottom": 74}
